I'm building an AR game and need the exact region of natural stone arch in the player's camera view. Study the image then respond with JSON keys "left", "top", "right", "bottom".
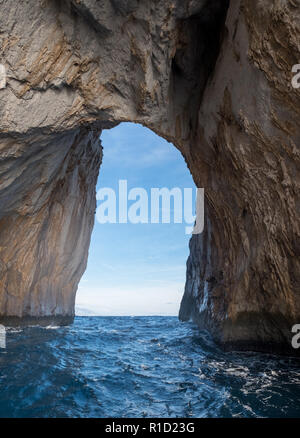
{"left": 0, "top": 0, "right": 299, "bottom": 354}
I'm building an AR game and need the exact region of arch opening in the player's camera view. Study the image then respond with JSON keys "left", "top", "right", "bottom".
{"left": 75, "top": 122, "right": 197, "bottom": 317}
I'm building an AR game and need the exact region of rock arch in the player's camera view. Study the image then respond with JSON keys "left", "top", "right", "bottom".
{"left": 0, "top": 0, "right": 299, "bottom": 354}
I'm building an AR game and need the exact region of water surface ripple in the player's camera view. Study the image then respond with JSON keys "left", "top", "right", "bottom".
{"left": 0, "top": 316, "right": 299, "bottom": 418}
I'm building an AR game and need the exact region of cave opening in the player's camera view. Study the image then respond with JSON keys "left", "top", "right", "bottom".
{"left": 75, "top": 122, "right": 196, "bottom": 317}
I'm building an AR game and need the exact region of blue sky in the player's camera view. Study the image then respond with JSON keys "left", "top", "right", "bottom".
{"left": 75, "top": 122, "right": 196, "bottom": 316}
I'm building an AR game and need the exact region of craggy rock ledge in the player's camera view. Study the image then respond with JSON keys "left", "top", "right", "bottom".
{"left": 0, "top": 0, "right": 299, "bottom": 354}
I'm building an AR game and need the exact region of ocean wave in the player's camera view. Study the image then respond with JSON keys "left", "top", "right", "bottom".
{"left": 0, "top": 316, "right": 299, "bottom": 418}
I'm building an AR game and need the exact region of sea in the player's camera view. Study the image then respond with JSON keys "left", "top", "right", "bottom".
{"left": 0, "top": 316, "right": 299, "bottom": 418}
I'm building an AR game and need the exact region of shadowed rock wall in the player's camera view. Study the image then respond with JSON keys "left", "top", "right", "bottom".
{"left": 179, "top": 0, "right": 300, "bottom": 354}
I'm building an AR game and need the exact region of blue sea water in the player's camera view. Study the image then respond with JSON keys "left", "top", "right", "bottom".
{"left": 0, "top": 316, "right": 299, "bottom": 418}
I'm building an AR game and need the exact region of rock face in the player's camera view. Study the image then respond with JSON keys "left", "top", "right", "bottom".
{"left": 179, "top": 0, "right": 300, "bottom": 355}
{"left": 0, "top": 1, "right": 299, "bottom": 352}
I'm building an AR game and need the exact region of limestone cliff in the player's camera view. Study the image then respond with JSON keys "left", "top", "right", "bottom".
{"left": 0, "top": 0, "right": 299, "bottom": 353}
{"left": 179, "top": 0, "right": 300, "bottom": 355}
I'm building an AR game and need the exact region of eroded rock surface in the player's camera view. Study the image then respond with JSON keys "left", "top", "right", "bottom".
{"left": 0, "top": 0, "right": 299, "bottom": 353}
{"left": 179, "top": 0, "right": 300, "bottom": 355}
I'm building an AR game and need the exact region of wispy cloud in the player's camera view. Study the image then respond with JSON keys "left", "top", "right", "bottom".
{"left": 101, "top": 123, "right": 180, "bottom": 169}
